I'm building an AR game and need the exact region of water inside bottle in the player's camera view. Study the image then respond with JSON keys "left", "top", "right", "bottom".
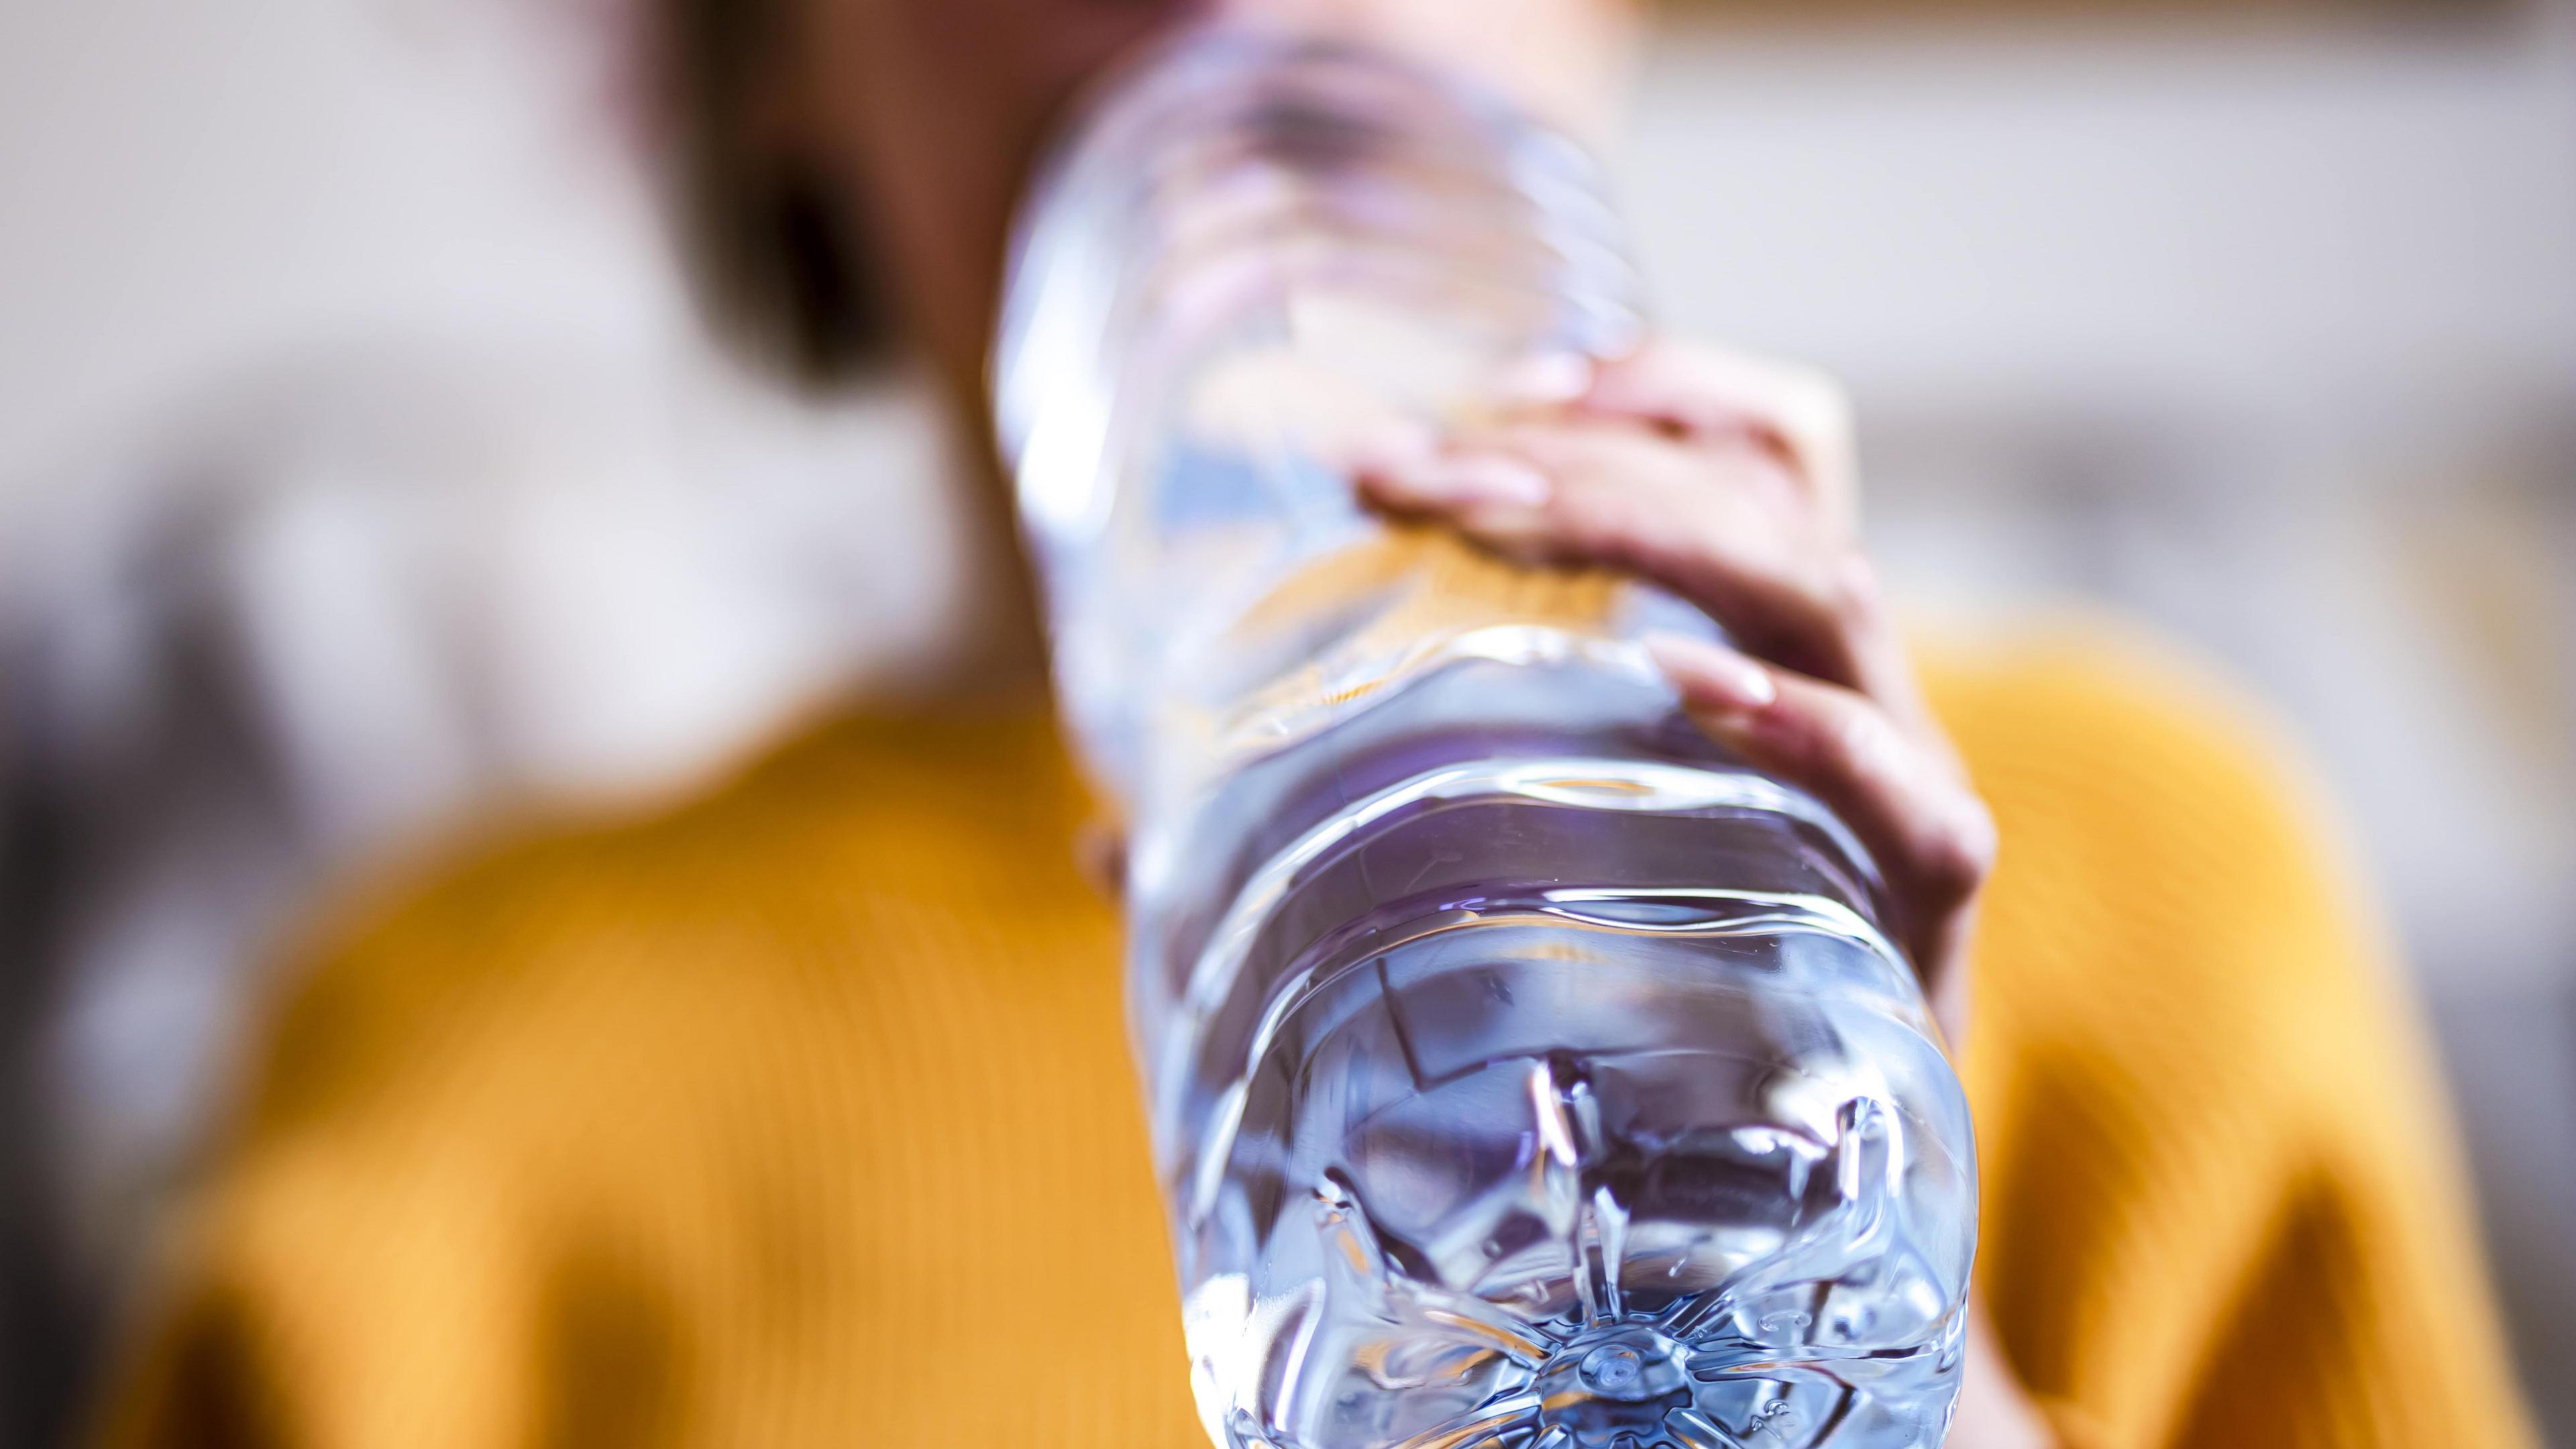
{"left": 994, "top": 30, "right": 1978, "bottom": 1448}
{"left": 1143, "top": 686, "right": 1974, "bottom": 1449}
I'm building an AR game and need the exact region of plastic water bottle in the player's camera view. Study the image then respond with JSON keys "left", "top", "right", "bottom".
{"left": 994, "top": 28, "right": 1975, "bottom": 1449}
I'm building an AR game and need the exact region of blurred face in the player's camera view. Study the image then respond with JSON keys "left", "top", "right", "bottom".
{"left": 765, "top": 0, "right": 1201, "bottom": 387}
{"left": 751, "top": 0, "right": 1631, "bottom": 388}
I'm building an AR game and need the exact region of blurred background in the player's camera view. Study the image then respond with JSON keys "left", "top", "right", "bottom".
{"left": 1, "top": 0, "right": 2569, "bottom": 1444}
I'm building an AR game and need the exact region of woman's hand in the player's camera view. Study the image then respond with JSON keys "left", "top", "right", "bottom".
{"left": 1353, "top": 338, "right": 1991, "bottom": 1042}
{"left": 1354, "top": 338, "right": 2055, "bottom": 1449}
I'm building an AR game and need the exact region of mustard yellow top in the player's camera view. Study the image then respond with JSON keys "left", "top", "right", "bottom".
{"left": 98, "top": 627, "right": 2537, "bottom": 1448}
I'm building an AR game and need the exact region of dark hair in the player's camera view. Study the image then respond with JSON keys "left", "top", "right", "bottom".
{"left": 662, "top": 0, "right": 889, "bottom": 383}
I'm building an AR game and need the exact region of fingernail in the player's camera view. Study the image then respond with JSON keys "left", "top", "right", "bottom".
{"left": 1368, "top": 451, "right": 1552, "bottom": 509}
{"left": 1645, "top": 632, "right": 1776, "bottom": 712}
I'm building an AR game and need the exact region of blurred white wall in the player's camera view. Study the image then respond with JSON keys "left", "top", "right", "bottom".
{"left": 0, "top": 0, "right": 975, "bottom": 831}
{"left": 1627, "top": 11, "right": 2576, "bottom": 429}
{"left": 0, "top": 0, "right": 682, "bottom": 499}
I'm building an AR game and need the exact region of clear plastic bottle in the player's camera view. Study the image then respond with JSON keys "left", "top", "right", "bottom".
{"left": 994, "top": 28, "right": 1976, "bottom": 1449}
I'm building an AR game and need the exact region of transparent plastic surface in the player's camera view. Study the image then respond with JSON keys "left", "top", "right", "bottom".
{"left": 994, "top": 28, "right": 1975, "bottom": 1449}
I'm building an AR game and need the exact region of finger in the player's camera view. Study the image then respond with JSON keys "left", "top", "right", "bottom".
{"left": 1579, "top": 339, "right": 1860, "bottom": 539}
{"left": 1356, "top": 419, "right": 1909, "bottom": 708}
{"left": 1648, "top": 631, "right": 1992, "bottom": 918}
{"left": 1646, "top": 631, "right": 1994, "bottom": 1014}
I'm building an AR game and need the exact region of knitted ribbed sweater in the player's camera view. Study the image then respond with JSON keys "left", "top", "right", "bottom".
{"left": 98, "top": 626, "right": 2538, "bottom": 1448}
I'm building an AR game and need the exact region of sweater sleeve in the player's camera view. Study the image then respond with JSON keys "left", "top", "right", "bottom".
{"left": 91, "top": 839, "right": 690, "bottom": 1449}
{"left": 1929, "top": 623, "right": 2538, "bottom": 1449}
{"left": 93, "top": 639, "right": 2539, "bottom": 1449}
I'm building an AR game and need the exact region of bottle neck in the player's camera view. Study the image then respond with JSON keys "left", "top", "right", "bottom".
{"left": 994, "top": 25, "right": 1645, "bottom": 794}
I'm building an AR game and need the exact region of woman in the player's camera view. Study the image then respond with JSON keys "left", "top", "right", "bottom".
{"left": 97, "top": 1, "right": 2535, "bottom": 1446}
